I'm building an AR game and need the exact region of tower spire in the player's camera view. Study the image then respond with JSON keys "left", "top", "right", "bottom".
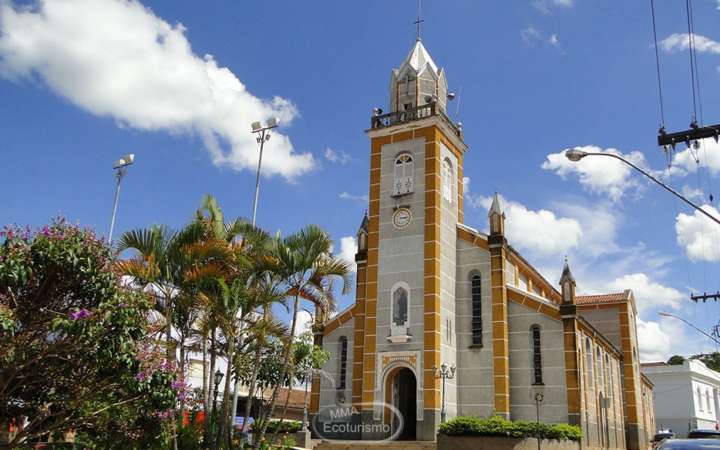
{"left": 414, "top": 0, "right": 424, "bottom": 41}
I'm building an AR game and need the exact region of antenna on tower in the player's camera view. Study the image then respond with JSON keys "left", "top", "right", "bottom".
{"left": 455, "top": 85, "right": 463, "bottom": 118}
{"left": 414, "top": 0, "right": 424, "bottom": 41}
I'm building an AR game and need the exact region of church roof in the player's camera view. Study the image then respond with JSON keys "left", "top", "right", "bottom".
{"left": 399, "top": 40, "right": 439, "bottom": 75}
{"left": 576, "top": 290, "right": 631, "bottom": 305}
{"left": 559, "top": 260, "right": 575, "bottom": 285}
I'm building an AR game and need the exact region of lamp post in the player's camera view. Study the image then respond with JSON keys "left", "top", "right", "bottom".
{"left": 108, "top": 153, "right": 135, "bottom": 244}
{"left": 564, "top": 149, "right": 720, "bottom": 227}
{"left": 301, "top": 369, "right": 312, "bottom": 433}
{"left": 432, "top": 363, "right": 456, "bottom": 423}
{"left": 658, "top": 311, "right": 720, "bottom": 346}
{"left": 250, "top": 118, "right": 279, "bottom": 226}
{"left": 209, "top": 368, "right": 224, "bottom": 450}
{"left": 535, "top": 393, "right": 544, "bottom": 450}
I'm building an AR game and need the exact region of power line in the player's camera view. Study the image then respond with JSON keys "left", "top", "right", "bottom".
{"left": 650, "top": 0, "right": 666, "bottom": 128}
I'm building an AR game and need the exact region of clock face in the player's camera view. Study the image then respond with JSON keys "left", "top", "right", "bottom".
{"left": 392, "top": 208, "right": 412, "bottom": 229}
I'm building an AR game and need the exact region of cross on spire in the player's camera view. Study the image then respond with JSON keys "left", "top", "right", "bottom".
{"left": 414, "top": 0, "right": 424, "bottom": 41}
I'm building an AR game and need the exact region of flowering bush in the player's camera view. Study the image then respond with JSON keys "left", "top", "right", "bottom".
{"left": 0, "top": 219, "right": 176, "bottom": 447}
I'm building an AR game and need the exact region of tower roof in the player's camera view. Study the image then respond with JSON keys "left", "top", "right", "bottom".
{"left": 398, "top": 40, "right": 439, "bottom": 75}
{"left": 488, "top": 192, "right": 504, "bottom": 217}
{"left": 357, "top": 211, "right": 369, "bottom": 234}
{"left": 559, "top": 259, "right": 576, "bottom": 285}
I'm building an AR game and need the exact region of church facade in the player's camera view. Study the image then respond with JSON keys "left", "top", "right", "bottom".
{"left": 310, "top": 39, "right": 655, "bottom": 450}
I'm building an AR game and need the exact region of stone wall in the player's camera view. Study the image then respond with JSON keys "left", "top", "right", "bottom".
{"left": 437, "top": 435, "right": 579, "bottom": 450}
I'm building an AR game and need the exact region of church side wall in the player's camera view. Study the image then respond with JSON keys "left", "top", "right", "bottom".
{"left": 578, "top": 306, "right": 622, "bottom": 350}
{"left": 455, "top": 238, "right": 494, "bottom": 417}
{"left": 319, "top": 318, "right": 356, "bottom": 409}
{"left": 507, "top": 301, "right": 568, "bottom": 423}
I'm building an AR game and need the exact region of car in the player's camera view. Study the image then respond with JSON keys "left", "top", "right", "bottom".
{"left": 688, "top": 430, "right": 720, "bottom": 439}
{"left": 654, "top": 431, "right": 677, "bottom": 449}
{"left": 658, "top": 439, "right": 720, "bottom": 449}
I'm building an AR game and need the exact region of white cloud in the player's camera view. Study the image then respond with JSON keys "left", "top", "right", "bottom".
{"left": 521, "top": 27, "right": 542, "bottom": 45}
{"left": 553, "top": 202, "right": 619, "bottom": 258}
{"left": 462, "top": 176, "right": 471, "bottom": 193}
{"left": 324, "top": 147, "right": 351, "bottom": 164}
{"left": 294, "top": 309, "right": 313, "bottom": 337}
{"left": 532, "top": 0, "right": 574, "bottom": 14}
{"left": 608, "top": 273, "right": 684, "bottom": 314}
{"left": 671, "top": 138, "right": 720, "bottom": 176}
{"left": 681, "top": 185, "right": 705, "bottom": 201}
{"left": 339, "top": 192, "right": 368, "bottom": 203}
{"left": 0, "top": 0, "right": 314, "bottom": 179}
{"left": 549, "top": 34, "right": 560, "bottom": 46}
{"left": 542, "top": 146, "right": 651, "bottom": 201}
{"left": 659, "top": 33, "right": 720, "bottom": 55}
{"left": 675, "top": 205, "right": 720, "bottom": 262}
{"left": 637, "top": 318, "right": 674, "bottom": 362}
{"left": 476, "top": 194, "right": 582, "bottom": 257}
{"left": 336, "top": 236, "right": 358, "bottom": 273}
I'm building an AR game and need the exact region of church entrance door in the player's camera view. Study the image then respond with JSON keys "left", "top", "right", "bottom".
{"left": 392, "top": 368, "right": 417, "bottom": 440}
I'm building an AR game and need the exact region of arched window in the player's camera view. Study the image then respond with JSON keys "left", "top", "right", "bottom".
{"left": 471, "top": 273, "right": 483, "bottom": 346}
{"left": 531, "top": 325, "right": 543, "bottom": 385}
{"left": 393, "top": 154, "right": 414, "bottom": 196}
{"left": 442, "top": 158, "right": 453, "bottom": 203}
{"left": 338, "top": 336, "right": 348, "bottom": 390}
{"left": 605, "top": 354, "right": 613, "bottom": 398}
{"left": 391, "top": 283, "right": 410, "bottom": 336}
{"left": 585, "top": 338, "right": 593, "bottom": 389}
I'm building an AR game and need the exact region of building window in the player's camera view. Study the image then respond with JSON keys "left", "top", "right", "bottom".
{"left": 393, "top": 153, "right": 414, "bottom": 196}
{"left": 471, "top": 273, "right": 483, "bottom": 346}
{"left": 531, "top": 325, "right": 543, "bottom": 385}
{"left": 707, "top": 390, "right": 713, "bottom": 414}
{"left": 442, "top": 158, "right": 453, "bottom": 203}
{"left": 391, "top": 283, "right": 410, "bottom": 335}
{"left": 698, "top": 387, "right": 703, "bottom": 412}
{"left": 338, "top": 336, "right": 348, "bottom": 390}
{"left": 585, "top": 338, "right": 593, "bottom": 389}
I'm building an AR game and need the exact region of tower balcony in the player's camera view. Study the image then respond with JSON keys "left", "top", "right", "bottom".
{"left": 370, "top": 102, "right": 463, "bottom": 138}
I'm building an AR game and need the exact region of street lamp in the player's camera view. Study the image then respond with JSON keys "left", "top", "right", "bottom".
{"left": 108, "top": 153, "right": 134, "bottom": 244}
{"left": 432, "top": 363, "right": 456, "bottom": 423}
{"left": 564, "top": 149, "right": 720, "bottom": 227}
{"left": 250, "top": 117, "right": 279, "bottom": 226}
{"left": 301, "top": 369, "right": 313, "bottom": 433}
{"left": 535, "top": 393, "right": 544, "bottom": 450}
{"left": 658, "top": 311, "right": 720, "bottom": 346}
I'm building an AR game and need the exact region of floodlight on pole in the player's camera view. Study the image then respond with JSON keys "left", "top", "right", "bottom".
{"left": 250, "top": 117, "right": 279, "bottom": 226}
{"left": 108, "top": 153, "right": 135, "bottom": 245}
{"left": 564, "top": 149, "right": 720, "bottom": 227}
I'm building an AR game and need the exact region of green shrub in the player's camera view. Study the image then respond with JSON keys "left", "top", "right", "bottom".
{"left": 263, "top": 419, "right": 303, "bottom": 433}
{"left": 439, "top": 416, "right": 582, "bottom": 442}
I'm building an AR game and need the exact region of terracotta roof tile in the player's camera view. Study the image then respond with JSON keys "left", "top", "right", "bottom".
{"left": 576, "top": 291, "right": 629, "bottom": 305}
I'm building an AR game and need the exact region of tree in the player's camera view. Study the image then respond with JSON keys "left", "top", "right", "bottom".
{"left": 254, "top": 225, "right": 352, "bottom": 445}
{"left": 667, "top": 355, "right": 686, "bottom": 365}
{"left": 691, "top": 352, "right": 720, "bottom": 372}
{"left": 0, "top": 220, "right": 176, "bottom": 447}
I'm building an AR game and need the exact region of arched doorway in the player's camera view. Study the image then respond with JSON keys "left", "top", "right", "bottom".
{"left": 385, "top": 367, "right": 417, "bottom": 440}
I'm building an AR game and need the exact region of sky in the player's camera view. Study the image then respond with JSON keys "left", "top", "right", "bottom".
{"left": 2, "top": 0, "right": 720, "bottom": 362}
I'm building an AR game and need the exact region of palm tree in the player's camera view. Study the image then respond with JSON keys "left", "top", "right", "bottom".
{"left": 254, "top": 225, "right": 352, "bottom": 445}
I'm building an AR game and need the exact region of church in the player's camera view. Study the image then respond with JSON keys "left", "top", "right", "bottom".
{"left": 309, "top": 37, "right": 655, "bottom": 450}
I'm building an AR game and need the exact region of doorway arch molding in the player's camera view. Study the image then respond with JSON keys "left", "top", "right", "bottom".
{"left": 375, "top": 350, "right": 423, "bottom": 422}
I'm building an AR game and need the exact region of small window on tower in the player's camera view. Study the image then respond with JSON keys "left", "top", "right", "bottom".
{"left": 442, "top": 158, "right": 453, "bottom": 203}
{"left": 393, "top": 153, "right": 414, "bottom": 196}
{"left": 404, "top": 103, "right": 413, "bottom": 111}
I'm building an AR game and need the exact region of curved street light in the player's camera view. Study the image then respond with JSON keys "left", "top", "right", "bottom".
{"left": 658, "top": 311, "right": 720, "bottom": 346}
{"left": 565, "top": 149, "right": 720, "bottom": 227}
{"left": 108, "top": 153, "right": 135, "bottom": 244}
{"left": 250, "top": 117, "right": 279, "bottom": 226}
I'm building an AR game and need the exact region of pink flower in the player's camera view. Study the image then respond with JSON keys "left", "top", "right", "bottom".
{"left": 69, "top": 309, "right": 92, "bottom": 320}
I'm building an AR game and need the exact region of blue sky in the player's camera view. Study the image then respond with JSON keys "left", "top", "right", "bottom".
{"left": 2, "top": 0, "right": 720, "bottom": 361}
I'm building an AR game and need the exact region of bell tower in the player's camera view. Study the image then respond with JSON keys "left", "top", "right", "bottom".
{"left": 352, "top": 36, "right": 467, "bottom": 440}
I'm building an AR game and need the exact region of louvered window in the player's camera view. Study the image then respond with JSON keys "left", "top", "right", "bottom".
{"left": 393, "top": 154, "right": 414, "bottom": 196}
{"left": 532, "top": 325, "right": 543, "bottom": 385}
{"left": 471, "top": 274, "right": 482, "bottom": 346}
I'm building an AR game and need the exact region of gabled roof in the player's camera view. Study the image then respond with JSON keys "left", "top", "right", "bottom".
{"left": 576, "top": 290, "right": 631, "bottom": 305}
{"left": 398, "top": 40, "right": 439, "bottom": 75}
{"left": 488, "top": 192, "right": 504, "bottom": 217}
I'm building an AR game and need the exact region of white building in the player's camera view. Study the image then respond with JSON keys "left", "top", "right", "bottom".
{"left": 642, "top": 359, "right": 720, "bottom": 436}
